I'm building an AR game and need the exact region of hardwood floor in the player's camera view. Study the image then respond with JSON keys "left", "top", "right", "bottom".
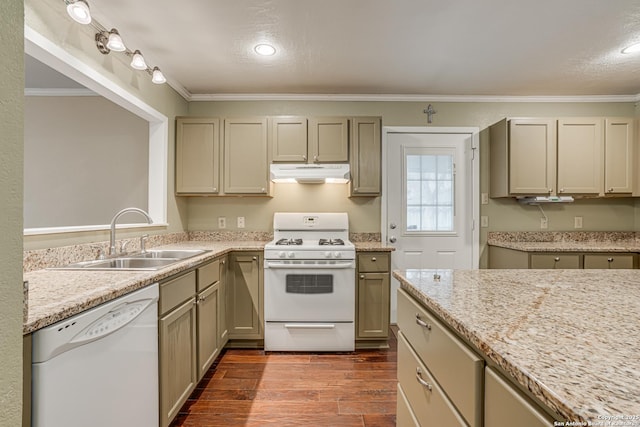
{"left": 171, "top": 327, "right": 398, "bottom": 427}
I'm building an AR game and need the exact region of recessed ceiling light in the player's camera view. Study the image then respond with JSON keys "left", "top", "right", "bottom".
{"left": 621, "top": 42, "right": 640, "bottom": 54}
{"left": 254, "top": 44, "right": 276, "bottom": 56}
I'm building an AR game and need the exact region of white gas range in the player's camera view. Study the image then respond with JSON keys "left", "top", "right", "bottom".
{"left": 264, "top": 212, "right": 356, "bottom": 352}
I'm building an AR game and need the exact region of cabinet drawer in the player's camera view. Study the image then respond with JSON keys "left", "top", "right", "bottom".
{"left": 529, "top": 253, "right": 580, "bottom": 269}
{"left": 485, "top": 367, "right": 554, "bottom": 427}
{"left": 160, "top": 271, "right": 197, "bottom": 315}
{"left": 197, "top": 259, "right": 220, "bottom": 291}
{"left": 398, "top": 289, "right": 483, "bottom": 427}
{"left": 398, "top": 333, "right": 467, "bottom": 427}
{"left": 583, "top": 254, "right": 634, "bottom": 269}
{"left": 357, "top": 253, "right": 389, "bottom": 272}
{"left": 397, "top": 383, "right": 420, "bottom": 427}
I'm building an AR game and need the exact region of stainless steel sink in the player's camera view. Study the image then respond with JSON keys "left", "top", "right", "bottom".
{"left": 129, "top": 249, "right": 209, "bottom": 259}
{"left": 51, "top": 249, "right": 211, "bottom": 271}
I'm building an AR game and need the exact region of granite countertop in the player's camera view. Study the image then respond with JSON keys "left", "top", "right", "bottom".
{"left": 23, "top": 241, "right": 266, "bottom": 334}
{"left": 487, "top": 231, "right": 640, "bottom": 253}
{"left": 23, "top": 239, "right": 392, "bottom": 334}
{"left": 394, "top": 269, "right": 640, "bottom": 424}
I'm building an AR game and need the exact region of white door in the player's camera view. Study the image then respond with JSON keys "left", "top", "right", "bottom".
{"left": 383, "top": 127, "right": 479, "bottom": 322}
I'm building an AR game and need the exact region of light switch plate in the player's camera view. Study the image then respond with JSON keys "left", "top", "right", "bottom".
{"left": 218, "top": 217, "right": 226, "bottom": 229}
{"left": 574, "top": 216, "right": 583, "bottom": 229}
{"left": 481, "top": 193, "right": 489, "bottom": 205}
{"left": 540, "top": 218, "right": 548, "bottom": 229}
{"left": 481, "top": 216, "right": 489, "bottom": 227}
{"left": 237, "top": 216, "right": 245, "bottom": 228}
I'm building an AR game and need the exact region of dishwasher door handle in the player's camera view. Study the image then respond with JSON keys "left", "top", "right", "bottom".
{"left": 284, "top": 323, "right": 336, "bottom": 329}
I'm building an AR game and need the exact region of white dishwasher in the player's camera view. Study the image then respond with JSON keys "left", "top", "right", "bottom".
{"left": 31, "top": 283, "right": 159, "bottom": 427}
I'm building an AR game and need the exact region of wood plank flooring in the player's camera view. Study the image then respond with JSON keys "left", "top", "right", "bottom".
{"left": 171, "top": 327, "right": 398, "bottom": 427}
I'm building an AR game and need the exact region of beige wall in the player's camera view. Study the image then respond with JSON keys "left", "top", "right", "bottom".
{"left": 23, "top": 0, "right": 190, "bottom": 251}
{"left": 1, "top": 1, "right": 24, "bottom": 425}
{"left": 187, "top": 101, "right": 637, "bottom": 253}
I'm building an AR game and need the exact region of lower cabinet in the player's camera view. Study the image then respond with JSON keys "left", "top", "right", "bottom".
{"left": 228, "top": 252, "right": 263, "bottom": 341}
{"left": 485, "top": 367, "right": 554, "bottom": 427}
{"left": 489, "top": 246, "right": 637, "bottom": 269}
{"left": 356, "top": 252, "right": 390, "bottom": 344}
{"left": 159, "top": 271, "right": 197, "bottom": 427}
{"left": 398, "top": 288, "right": 560, "bottom": 427}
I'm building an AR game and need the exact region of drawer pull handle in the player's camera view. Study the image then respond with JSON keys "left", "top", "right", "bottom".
{"left": 415, "top": 313, "right": 432, "bottom": 330}
{"left": 415, "top": 367, "right": 433, "bottom": 391}
{"left": 608, "top": 258, "right": 614, "bottom": 262}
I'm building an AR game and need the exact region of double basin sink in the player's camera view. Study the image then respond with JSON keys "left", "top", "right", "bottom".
{"left": 54, "top": 249, "right": 211, "bottom": 271}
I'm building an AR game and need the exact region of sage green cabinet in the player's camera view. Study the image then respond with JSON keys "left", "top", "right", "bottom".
{"left": 356, "top": 252, "right": 390, "bottom": 341}
{"left": 175, "top": 117, "right": 220, "bottom": 194}
{"left": 269, "top": 116, "right": 308, "bottom": 162}
{"left": 228, "top": 252, "right": 263, "bottom": 340}
{"left": 557, "top": 117, "right": 603, "bottom": 195}
{"left": 219, "top": 257, "right": 229, "bottom": 346}
{"left": 489, "top": 246, "right": 636, "bottom": 269}
{"left": 308, "top": 116, "right": 349, "bottom": 163}
{"left": 485, "top": 367, "right": 554, "bottom": 427}
{"left": 196, "top": 259, "right": 222, "bottom": 380}
{"left": 350, "top": 117, "right": 382, "bottom": 196}
{"left": 604, "top": 117, "right": 634, "bottom": 195}
{"left": 223, "top": 118, "right": 269, "bottom": 195}
{"left": 159, "top": 271, "right": 197, "bottom": 427}
{"left": 490, "top": 118, "right": 557, "bottom": 197}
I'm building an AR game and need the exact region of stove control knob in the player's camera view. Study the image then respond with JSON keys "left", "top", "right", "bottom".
{"left": 333, "top": 251, "right": 342, "bottom": 258}
{"left": 287, "top": 252, "right": 295, "bottom": 258}
{"left": 278, "top": 251, "right": 286, "bottom": 258}
{"left": 324, "top": 251, "right": 332, "bottom": 258}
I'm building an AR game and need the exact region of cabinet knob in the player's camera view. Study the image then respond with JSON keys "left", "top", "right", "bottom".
{"left": 415, "top": 313, "right": 432, "bottom": 330}
{"left": 313, "top": 155, "right": 318, "bottom": 163}
{"left": 302, "top": 155, "right": 307, "bottom": 161}
{"left": 608, "top": 188, "right": 614, "bottom": 193}
{"left": 554, "top": 257, "right": 560, "bottom": 262}
{"left": 608, "top": 258, "right": 614, "bottom": 263}
{"left": 371, "top": 257, "right": 377, "bottom": 262}
{"left": 548, "top": 189, "right": 553, "bottom": 194}
{"left": 415, "top": 367, "right": 433, "bottom": 391}
{"left": 221, "top": 260, "right": 225, "bottom": 265}
{"left": 353, "top": 188, "right": 358, "bottom": 192}
{"left": 559, "top": 188, "right": 565, "bottom": 193}
{"left": 360, "top": 274, "right": 365, "bottom": 279}
{"left": 213, "top": 187, "right": 217, "bottom": 192}
{"left": 252, "top": 256, "right": 257, "bottom": 261}
{"left": 261, "top": 188, "right": 266, "bottom": 193}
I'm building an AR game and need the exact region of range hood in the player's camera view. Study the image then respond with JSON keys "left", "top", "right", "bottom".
{"left": 517, "top": 196, "right": 575, "bottom": 204}
{"left": 270, "top": 164, "right": 350, "bottom": 184}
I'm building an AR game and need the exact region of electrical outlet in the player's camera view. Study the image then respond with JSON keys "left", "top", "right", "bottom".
{"left": 540, "top": 218, "right": 548, "bottom": 229}
{"left": 481, "top": 193, "right": 489, "bottom": 205}
{"left": 237, "top": 216, "right": 245, "bottom": 228}
{"left": 218, "top": 217, "right": 226, "bottom": 229}
{"left": 481, "top": 216, "right": 489, "bottom": 227}
{"left": 574, "top": 216, "right": 583, "bottom": 229}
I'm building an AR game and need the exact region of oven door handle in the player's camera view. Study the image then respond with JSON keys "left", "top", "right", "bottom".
{"left": 284, "top": 323, "right": 336, "bottom": 329}
{"left": 264, "top": 260, "right": 355, "bottom": 269}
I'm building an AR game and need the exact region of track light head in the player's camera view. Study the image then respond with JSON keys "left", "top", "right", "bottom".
{"left": 66, "top": 0, "right": 91, "bottom": 25}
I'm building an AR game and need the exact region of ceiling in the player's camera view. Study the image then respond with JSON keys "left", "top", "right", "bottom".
{"left": 42, "top": 0, "right": 640, "bottom": 99}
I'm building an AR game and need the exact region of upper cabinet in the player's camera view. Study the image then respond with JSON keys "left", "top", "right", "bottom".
{"left": 269, "top": 116, "right": 308, "bottom": 163}
{"left": 308, "top": 117, "right": 349, "bottom": 163}
{"left": 176, "top": 117, "right": 220, "bottom": 194}
{"left": 350, "top": 117, "right": 382, "bottom": 196}
{"left": 490, "top": 117, "right": 636, "bottom": 198}
{"left": 223, "top": 117, "right": 269, "bottom": 195}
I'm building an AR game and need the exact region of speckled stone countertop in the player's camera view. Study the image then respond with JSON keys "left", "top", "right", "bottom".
{"left": 23, "top": 241, "right": 266, "bottom": 334}
{"left": 488, "top": 231, "right": 640, "bottom": 253}
{"left": 23, "top": 239, "right": 392, "bottom": 334}
{"left": 394, "top": 269, "right": 640, "bottom": 424}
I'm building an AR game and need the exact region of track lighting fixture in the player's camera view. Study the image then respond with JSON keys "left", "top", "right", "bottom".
{"left": 62, "top": 0, "right": 166, "bottom": 84}
{"left": 130, "top": 50, "right": 147, "bottom": 70}
{"left": 66, "top": 0, "right": 91, "bottom": 25}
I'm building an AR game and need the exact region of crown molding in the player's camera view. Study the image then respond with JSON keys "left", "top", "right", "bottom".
{"left": 188, "top": 92, "right": 640, "bottom": 103}
{"left": 24, "top": 88, "right": 98, "bottom": 97}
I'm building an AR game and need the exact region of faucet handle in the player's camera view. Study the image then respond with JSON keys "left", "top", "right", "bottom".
{"left": 119, "top": 240, "right": 131, "bottom": 254}
{"left": 140, "top": 234, "right": 149, "bottom": 253}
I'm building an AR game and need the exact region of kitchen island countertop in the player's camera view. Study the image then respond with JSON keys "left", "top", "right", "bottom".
{"left": 394, "top": 268, "right": 640, "bottom": 424}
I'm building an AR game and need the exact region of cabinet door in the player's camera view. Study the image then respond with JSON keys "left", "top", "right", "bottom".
{"left": 197, "top": 282, "right": 219, "bottom": 380}
{"left": 583, "top": 254, "right": 635, "bottom": 269}
{"left": 529, "top": 253, "right": 580, "bottom": 269}
{"left": 357, "top": 272, "right": 390, "bottom": 339}
{"left": 228, "top": 253, "right": 263, "bottom": 339}
{"left": 159, "top": 298, "right": 197, "bottom": 427}
{"left": 270, "top": 116, "right": 308, "bottom": 163}
{"left": 308, "top": 117, "right": 349, "bottom": 163}
{"left": 219, "top": 257, "right": 229, "bottom": 346}
{"left": 485, "top": 367, "right": 554, "bottom": 427}
{"left": 176, "top": 118, "right": 220, "bottom": 194}
{"left": 557, "top": 118, "right": 603, "bottom": 195}
{"left": 508, "top": 119, "right": 556, "bottom": 195}
{"left": 350, "top": 117, "right": 381, "bottom": 196}
{"left": 604, "top": 117, "right": 634, "bottom": 194}
{"left": 223, "top": 117, "right": 269, "bottom": 194}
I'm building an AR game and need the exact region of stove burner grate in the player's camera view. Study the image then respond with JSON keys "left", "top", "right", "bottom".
{"left": 275, "top": 238, "right": 303, "bottom": 246}
{"left": 319, "top": 238, "right": 345, "bottom": 246}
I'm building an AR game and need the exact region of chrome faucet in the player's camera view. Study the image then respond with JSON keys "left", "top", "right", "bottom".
{"left": 109, "top": 207, "right": 153, "bottom": 256}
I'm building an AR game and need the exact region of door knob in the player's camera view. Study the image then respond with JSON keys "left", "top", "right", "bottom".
{"left": 389, "top": 236, "right": 397, "bottom": 243}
